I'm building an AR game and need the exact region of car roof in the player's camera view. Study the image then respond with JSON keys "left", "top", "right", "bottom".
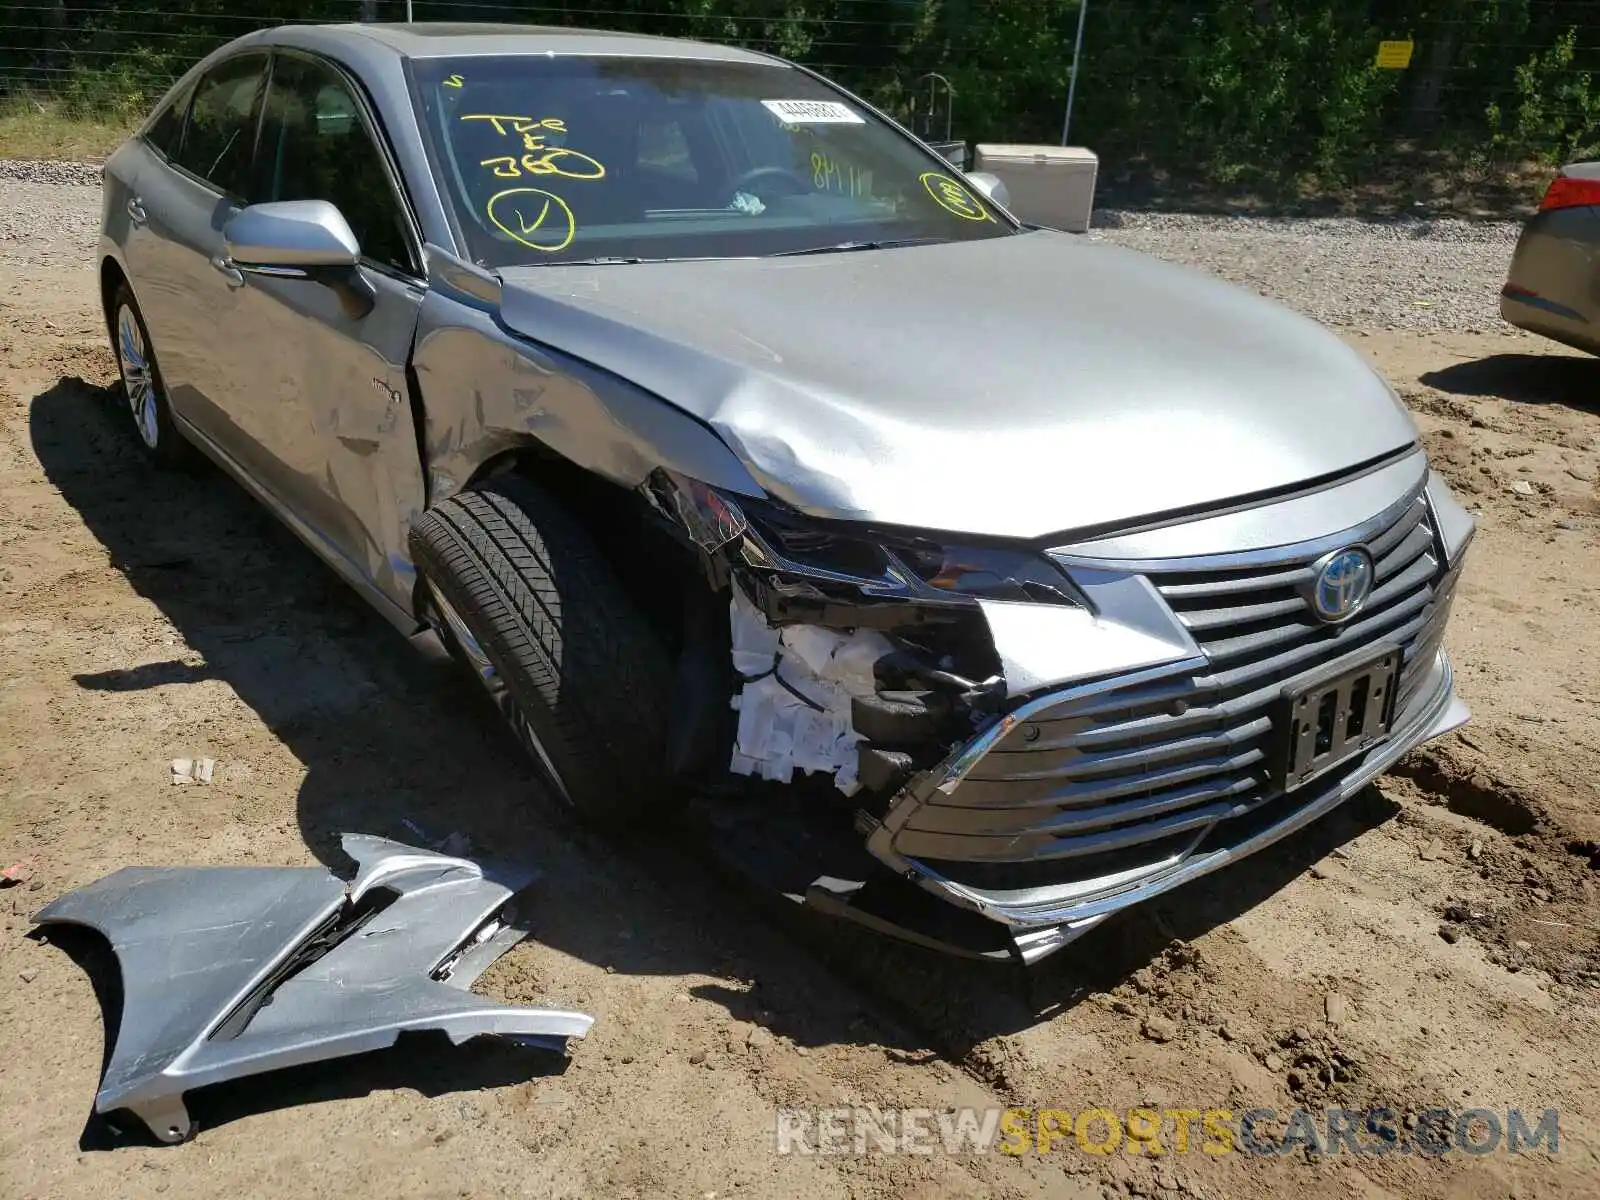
{"left": 278, "top": 21, "right": 782, "bottom": 65}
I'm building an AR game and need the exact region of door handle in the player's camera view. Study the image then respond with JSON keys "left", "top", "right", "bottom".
{"left": 126, "top": 196, "right": 147, "bottom": 226}
{"left": 209, "top": 255, "right": 246, "bottom": 288}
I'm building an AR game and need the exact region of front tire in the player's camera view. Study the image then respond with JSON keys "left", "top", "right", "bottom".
{"left": 110, "top": 283, "right": 191, "bottom": 468}
{"left": 409, "top": 475, "right": 684, "bottom": 826}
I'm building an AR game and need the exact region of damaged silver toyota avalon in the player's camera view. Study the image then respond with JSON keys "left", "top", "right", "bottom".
{"left": 99, "top": 22, "right": 1473, "bottom": 964}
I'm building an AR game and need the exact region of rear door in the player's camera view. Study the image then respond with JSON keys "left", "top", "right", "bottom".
{"left": 122, "top": 51, "right": 268, "bottom": 452}
{"left": 226, "top": 49, "right": 428, "bottom": 614}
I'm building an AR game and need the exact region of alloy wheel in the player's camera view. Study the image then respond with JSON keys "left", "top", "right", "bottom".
{"left": 116, "top": 304, "right": 160, "bottom": 450}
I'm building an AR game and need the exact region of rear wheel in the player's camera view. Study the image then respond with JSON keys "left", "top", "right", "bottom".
{"left": 410, "top": 474, "right": 685, "bottom": 826}
{"left": 110, "top": 283, "right": 191, "bottom": 468}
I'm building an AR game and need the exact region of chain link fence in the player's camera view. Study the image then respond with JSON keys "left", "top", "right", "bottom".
{"left": 4, "top": 1, "right": 1599, "bottom": 210}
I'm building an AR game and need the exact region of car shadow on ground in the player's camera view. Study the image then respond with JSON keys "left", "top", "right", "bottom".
{"left": 31, "top": 371, "right": 1402, "bottom": 1138}
{"left": 1420, "top": 351, "right": 1600, "bottom": 412}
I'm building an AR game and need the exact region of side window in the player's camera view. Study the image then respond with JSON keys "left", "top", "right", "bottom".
{"left": 144, "top": 80, "right": 194, "bottom": 160}
{"left": 175, "top": 54, "right": 267, "bottom": 197}
{"left": 638, "top": 113, "right": 698, "bottom": 182}
{"left": 256, "top": 54, "right": 416, "bottom": 275}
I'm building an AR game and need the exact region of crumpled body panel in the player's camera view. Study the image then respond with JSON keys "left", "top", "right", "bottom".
{"left": 494, "top": 232, "right": 1420, "bottom": 539}
{"left": 33, "top": 834, "right": 593, "bottom": 1143}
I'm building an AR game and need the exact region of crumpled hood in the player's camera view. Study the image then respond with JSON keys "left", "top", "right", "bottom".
{"left": 496, "top": 230, "right": 1418, "bottom": 540}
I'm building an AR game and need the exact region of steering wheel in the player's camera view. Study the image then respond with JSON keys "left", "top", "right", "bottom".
{"left": 724, "top": 165, "right": 810, "bottom": 204}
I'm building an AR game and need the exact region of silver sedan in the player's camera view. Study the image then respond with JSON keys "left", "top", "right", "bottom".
{"left": 100, "top": 21, "right": 1474, "bottom": 964}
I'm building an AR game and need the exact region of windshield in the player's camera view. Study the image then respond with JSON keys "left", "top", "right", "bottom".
{"left": 408, "top": 55, "right": 1016, "bottom": 265}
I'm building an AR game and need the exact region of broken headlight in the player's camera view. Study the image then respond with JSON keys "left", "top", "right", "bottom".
{"left": 888, "top": 538, "right": 1085, "bottom": 606}
{"left": 655, "top": 471, "right": 1085, "bottom": 608}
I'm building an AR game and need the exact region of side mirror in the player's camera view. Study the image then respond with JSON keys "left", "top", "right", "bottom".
{"left": 966, "top": 171, "right": 1011, "bottom": 210}
{"left": 223, "top": 200, "right": 361, "bottom": 275}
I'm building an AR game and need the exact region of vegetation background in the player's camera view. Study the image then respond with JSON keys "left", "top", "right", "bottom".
{"left": 4, "top": 0, "right": 1598, "bottom": 211}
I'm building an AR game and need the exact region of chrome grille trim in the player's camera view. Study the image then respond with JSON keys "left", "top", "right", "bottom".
{"left": 883, "top": 652, "right": 1464, "bottom": 930}
{"left": 887, "top": 491, "right": 1460, "bottom": 884}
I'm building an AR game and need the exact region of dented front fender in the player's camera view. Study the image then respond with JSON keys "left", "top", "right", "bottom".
{"left": 414, "top": 249, "right": 765, "bottom": 510}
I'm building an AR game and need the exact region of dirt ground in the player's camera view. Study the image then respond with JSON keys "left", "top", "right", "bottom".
{"left": 1, "top": 243, "right": 1598, "bottom": 1200}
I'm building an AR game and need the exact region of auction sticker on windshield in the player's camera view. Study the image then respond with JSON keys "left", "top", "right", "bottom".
{"left": 761, "top": 99, "right": 864, "bottom": 125}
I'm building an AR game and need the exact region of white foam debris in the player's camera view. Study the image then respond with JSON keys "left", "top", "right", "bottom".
{"left": 726, "top": 583, "right": 891, "bottom": 795}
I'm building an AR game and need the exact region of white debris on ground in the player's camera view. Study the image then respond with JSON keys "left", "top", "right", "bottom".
{"left": 727, "top": 584, "right": 890, "bottom": 794}
{"left": 169, "top": 757, "right": 215, "bottom": 785}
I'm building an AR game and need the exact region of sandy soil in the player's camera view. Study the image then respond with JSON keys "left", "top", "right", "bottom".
{"left": 1, "top": 231, "right": 1598, "bottom": 1200}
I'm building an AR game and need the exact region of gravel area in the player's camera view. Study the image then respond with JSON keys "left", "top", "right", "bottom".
{"left": 1094, "top": 209, "right": 1523, "bottom": 334}
{"left": 0, "top": 157, "right": 1525, "bottom": 334}
{"left": 0, "top": 176, "right": 102, "bottom": 274}
{"left": 0, "top": 157, "right": 102, "bottom": 187}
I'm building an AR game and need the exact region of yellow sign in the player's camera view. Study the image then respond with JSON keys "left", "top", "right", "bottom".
{"left": 1376, "top": 39, "right": 1414, "bottom": 69}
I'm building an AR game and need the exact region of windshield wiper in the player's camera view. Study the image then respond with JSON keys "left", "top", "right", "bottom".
{"left": 774, "top": 237, "right": 946, "bottom": 257}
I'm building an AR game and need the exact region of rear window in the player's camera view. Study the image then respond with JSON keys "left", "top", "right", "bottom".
{"left": 144, "top": 79, "right": 194, "bottom": 159}
{"left": 174, "top": 52, "right": 268, "bottom": 198}
{"left": 409, "top": 55, "right": 1014, "bottom": 266}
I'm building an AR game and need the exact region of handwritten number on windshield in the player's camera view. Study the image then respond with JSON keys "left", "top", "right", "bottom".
{"left": 811, "top": 151, "right": 873, "bottom": 199}
{"left": 464, "top": 113, "right": 606, "bottom": 247}
{"left": 478, "top": 149, "right": 606, "bottom": 181}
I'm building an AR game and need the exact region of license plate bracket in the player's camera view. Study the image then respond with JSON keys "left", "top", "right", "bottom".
{"left": 1274, "top": 644, "right": 1401, "bottom": 793}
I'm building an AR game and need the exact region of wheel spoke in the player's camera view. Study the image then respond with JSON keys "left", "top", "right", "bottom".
{"left": 116, "top": 306, "right": 160, "bottom": 449}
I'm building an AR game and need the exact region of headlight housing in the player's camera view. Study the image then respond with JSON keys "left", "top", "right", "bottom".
{"left": 654, "top": 471, "right": 1086, "bottom": 608}
{"left": 889, "top": 539, "right": 1085, "bottom": 606}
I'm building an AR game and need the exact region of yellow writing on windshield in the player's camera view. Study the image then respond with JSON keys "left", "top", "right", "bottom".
{"left": 479, "top": 148, "right": 605, "bottom": 181}
{"left": 444, "top": 74, "right": 464, "bottom": 89}
{"left": 466, "top": 114, "right": 602, "bottom": 180}
{"left": 810, "top": 151, "right": 873, "bottom": 199}
{"left": 920, "top": 172, "right": 992, "bottom": 221}
{"left": 461, "top": 114, "right": 567, "bottom": 137}
{"left": 488, "top": 187, "right": 576, "bottom": 253}
{"left": 465, "top": 114, "right": 604, "bottom": 251}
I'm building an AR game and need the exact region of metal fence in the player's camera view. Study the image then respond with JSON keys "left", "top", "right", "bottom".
{"left": 4, "top": 1, "right": 1600, "bottom": 203}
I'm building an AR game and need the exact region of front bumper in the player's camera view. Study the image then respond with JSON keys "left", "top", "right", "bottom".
{"left": 863, "top": 648, "right": 1464, "bottom": 962}
{"left": 845, "top": 474, "right": 1471, "bottom": 964}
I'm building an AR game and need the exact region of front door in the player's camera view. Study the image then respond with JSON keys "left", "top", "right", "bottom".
{"left": 223, "top": 50, "right": 429, "bottom": 616}
{"left": 125, "top": 52, "right": 268, "bottom": 455}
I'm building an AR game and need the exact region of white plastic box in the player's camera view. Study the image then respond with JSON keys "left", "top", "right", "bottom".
{"left": 972, "top": 144, "right": 1099, "bottom": 233}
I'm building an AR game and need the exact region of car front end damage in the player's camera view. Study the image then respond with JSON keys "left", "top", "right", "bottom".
{"left": 645, "top": 449, "right": 1474, "bottom": 965}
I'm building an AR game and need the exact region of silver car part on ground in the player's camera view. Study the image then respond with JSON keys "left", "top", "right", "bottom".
{"left": 33, "top": 834, "right": 593, "bottom": 1144}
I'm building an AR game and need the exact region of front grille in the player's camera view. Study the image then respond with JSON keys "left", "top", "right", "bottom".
{"left": 895, "top": 490, "right": 1460, "bottom": 883}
